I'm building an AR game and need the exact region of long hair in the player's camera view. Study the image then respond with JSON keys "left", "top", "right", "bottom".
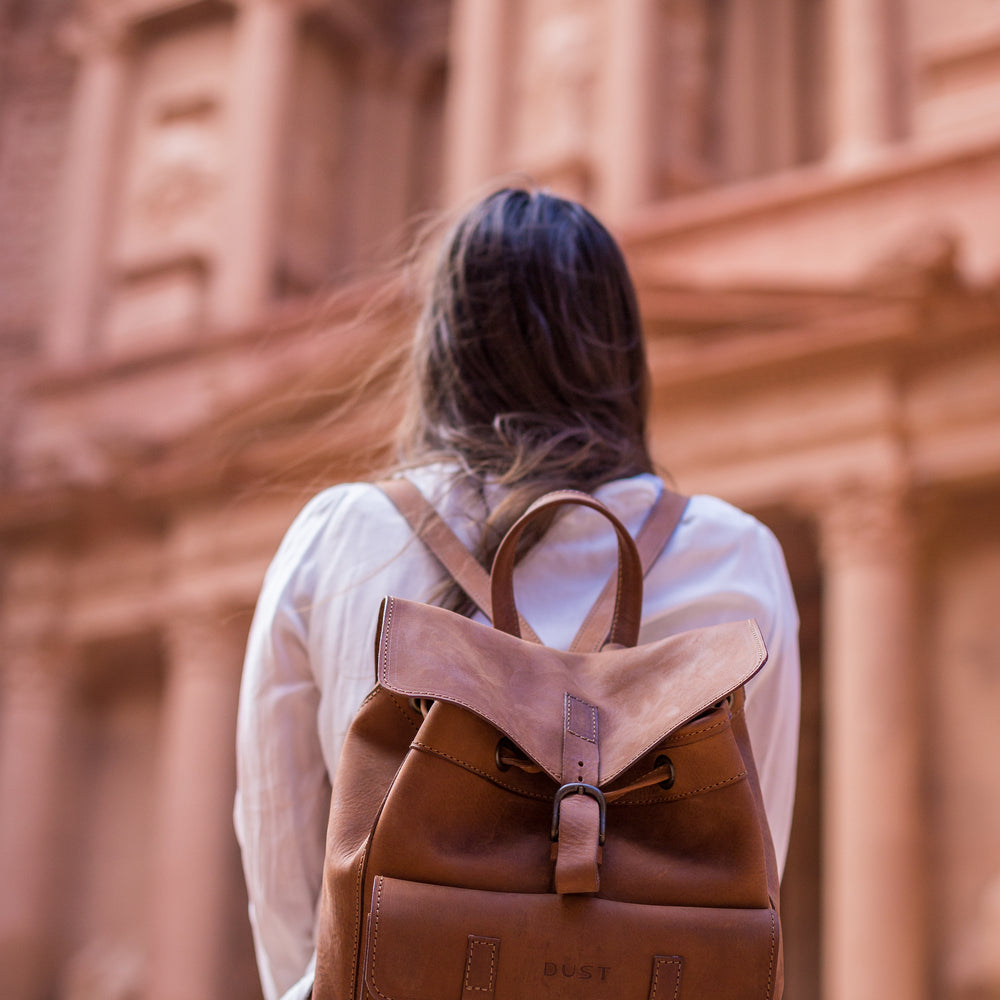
{"left": 396, "top": 187, "right": 655, "bottom": 611}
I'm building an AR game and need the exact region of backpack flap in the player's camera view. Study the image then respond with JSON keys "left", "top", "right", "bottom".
{"left": 375, "top": 596, "right": 767, "bottom": 786}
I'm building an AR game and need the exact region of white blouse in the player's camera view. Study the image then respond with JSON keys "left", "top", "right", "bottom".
{"left": 235, "top": 469, "right": 801, "bottom": 1000}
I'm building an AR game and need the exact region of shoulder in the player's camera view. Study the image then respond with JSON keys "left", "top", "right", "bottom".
{"left": 267, "top": 469, "right": 476, "bottom": 614}
{"left": 680, "top": 493, "right": 782, "bottom": 552}
{"left": 260, "top": 481, "right": 413, "bottom": 606}
{"left": 684, "top": 493, "right": 793, "bottom": 589}
{"left": 287, "top": 480, "right": 399, "bottom": 535}
{"left": 593, "top": 475, "right": 778, "bottom": 556}
{"left": 276, "top": 478, "right": 431, "bottom": 562}
{"left": 641, "top": 486, "right": 798, "bottom": 636}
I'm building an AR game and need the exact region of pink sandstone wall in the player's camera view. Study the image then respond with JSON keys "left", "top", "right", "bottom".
{"left": 1, "top": 2, "right": 999, "bottom": 999}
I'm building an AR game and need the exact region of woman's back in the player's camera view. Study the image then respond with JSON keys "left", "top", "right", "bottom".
{"left": 235, "top": 189, "right": 800, "bottom": 1000}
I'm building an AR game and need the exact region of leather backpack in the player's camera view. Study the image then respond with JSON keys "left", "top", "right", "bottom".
{"left": 312, "top": 482, "right": 783, "bottom": 1000}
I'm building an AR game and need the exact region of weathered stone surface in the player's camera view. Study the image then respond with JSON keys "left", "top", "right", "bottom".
{"left": 2, "top": 2, "right": 1000, "bottom": 998}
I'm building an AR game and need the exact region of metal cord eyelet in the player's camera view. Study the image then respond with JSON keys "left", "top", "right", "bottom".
{"left": 654, "top": 754, "right": 676, "bottom": 790}
{"left": 495, "top": 737, "right": 517, "bottom": 771}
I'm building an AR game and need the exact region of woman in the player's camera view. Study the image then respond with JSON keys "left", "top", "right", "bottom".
{"left": 235, "top": 188, "right": 800, "bottom": 1000}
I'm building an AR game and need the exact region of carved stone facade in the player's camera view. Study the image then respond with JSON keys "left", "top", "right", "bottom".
{"left": 2, "top": 1, "right": 1000, "bottom": 998}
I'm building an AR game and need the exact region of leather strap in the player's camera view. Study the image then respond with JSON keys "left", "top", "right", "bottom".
{"left": 378, "top": 479, "right": 542, "bottom": 643}
{"left": 553, "top": 694, "right": 602, "bottom": 894}
{"left": 552, "top": 794, "right": 603, "bottom": 894}
{"left": 569, "top": 489, "right": 688, "bottom": 653}
{"left": 379, "top": 480, "right": 688, "bottom": 652}
{"left": 492, "top": 491, "right": 643, "bottom": 645}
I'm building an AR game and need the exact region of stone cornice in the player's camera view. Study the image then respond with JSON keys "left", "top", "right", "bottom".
{"left": 620, "top": 129, "right": 1000, "bottom": 250}
{"left": 3, "top": 275, "right": 998, "bottom": 539}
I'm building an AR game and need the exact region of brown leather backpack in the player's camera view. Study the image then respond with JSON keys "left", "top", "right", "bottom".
{"left": 312, "top": 484, "right": 783, "bottom": 1000}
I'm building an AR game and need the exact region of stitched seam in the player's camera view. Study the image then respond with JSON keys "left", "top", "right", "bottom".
{"left": 345, "top": 843, "right": 368, "bottom": 999}
{"left": 367, "top": 878, "right": 390, "bottom": 1000}
{"left": 464, "top": 938, "right": 498, "bottom": 993}
{"left": 748, "top": 620, "right": 766, "bottom": 671}
{"left": 379, "top": 685, "right": 558, "bottom": 776}
{"left": 765, "top": 907, "right": 777, "bottom": 999}
{"left": 358, "top": 687, "right": 380, "bottom": 711}
{"left": 566, "top": 694, "right": 598, "bottom": 743}
{"left": 650, "top": 956, "right": 682, "bottom": 1000}
{"left": 662, "top": 714, "right": 730, "bottom": 743}
{"left": 387, "top": 692, "right": 420, "bottom": 733}
{"left": 410, "top": 742, "right": 554, "bottom": 801}
{"left": 611, "top": 769, "right": 748, "bottom": 805}
{"left": 610, "top": 539, "right": 625, "bottom": 644}
{"left": 379, "top": 598, "right": 394, "bottom": 685}
{"left": 609, "top": 700, "right": 740, "bottom": 780}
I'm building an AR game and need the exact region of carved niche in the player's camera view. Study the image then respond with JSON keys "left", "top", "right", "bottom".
{"left": 104, "top": 9, "right": 233, "bottom": 352}
{"left": 513, "top": 0, "right": 603, "bottom": 178}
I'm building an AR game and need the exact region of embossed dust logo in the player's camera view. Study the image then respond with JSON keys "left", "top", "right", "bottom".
{"left": 542, "top": 962, "right": 612, "bottom": 982}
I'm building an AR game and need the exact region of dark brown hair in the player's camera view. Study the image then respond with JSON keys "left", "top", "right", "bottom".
{"left": 397, "top": 187, "right": 655, "bottom": 609}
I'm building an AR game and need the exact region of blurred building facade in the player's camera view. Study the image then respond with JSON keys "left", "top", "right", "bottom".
{"left": 1, "top": 1, "right": 999, "bottom": 998}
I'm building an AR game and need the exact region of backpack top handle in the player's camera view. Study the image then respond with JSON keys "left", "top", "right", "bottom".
{"left": 490, "top": 490, "right": 644, "bottom": 649}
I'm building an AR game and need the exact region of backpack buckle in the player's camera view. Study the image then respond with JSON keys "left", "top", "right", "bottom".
{"left": 551, "top": 782, "right": 607, "bottom": 846}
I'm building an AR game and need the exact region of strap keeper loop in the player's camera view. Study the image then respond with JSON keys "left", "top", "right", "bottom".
{"left": 551, "top": 782, "right": 607, "bottom": 845}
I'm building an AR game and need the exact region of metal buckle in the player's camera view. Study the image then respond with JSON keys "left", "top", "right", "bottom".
{"left": 550, "top": 782, "right": 607, "bottom": 845}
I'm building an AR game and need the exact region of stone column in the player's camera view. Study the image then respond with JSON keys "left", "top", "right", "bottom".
{"left": 45, "top": 22, "right": 130, "bottom": 364}
{"left": 761, "top": 0, "right": 799, "bottom": 170}
{"left": 827, "top": 0, "right": 888, "bottom": 166}
{"left": 442, "top": 0, "right": 509, "bottom": 203}
{"left": 146, "top": 612, "right": 244, "bottom": 1000}
{"left": 0, "top": 643, "right": 75, "bottom": 1000}
{"left": 718, "top": 0, "right": 761, "bottom": 181}
{"left": 598, "top": 0, "right": 658, "bottom": 219}
{"left": 818, "top": 487, "right": 925, "bottom": 1000}
{"left": 212, "top": 0, "right": 299, "bottom": 329}
{"left": 345, "top": 52, "right": 420, "bottom": 264}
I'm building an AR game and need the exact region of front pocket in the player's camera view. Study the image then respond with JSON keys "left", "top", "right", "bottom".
{"left": 363, "top": 876, "right": 778, "bottom": 1000}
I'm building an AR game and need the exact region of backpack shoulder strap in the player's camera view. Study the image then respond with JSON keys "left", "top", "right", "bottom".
{"left": 379, "top": 479, "right": 687, "bottom": 653}
{"left": 568, "top": 488, "right": 689, "bottom": 653}
{"left": 378, "top": 478, "right": 542, "bottom": 644}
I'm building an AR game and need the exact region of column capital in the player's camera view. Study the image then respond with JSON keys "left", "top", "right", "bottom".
{"left": 356, "top": 45, "right": 442, "bottom": 92}
{"left": 231, "top": 0, "right": 317, "bottom": 15}
{"left": 0, "top": 640, "right": 78, "bottom": 707}
{"left": 819, "top": 477, "right": 925, "bottom": 1000}
{"left": 161, "top": 607, "right": 248, "bottom": 687}
{"left": 815, "top": 483, "right": 916, "bottom": 571}
{"left": 57, "top": 9, "right": 133, "bottom": 61}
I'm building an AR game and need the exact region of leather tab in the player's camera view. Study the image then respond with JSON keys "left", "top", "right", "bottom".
{"left": 463, "top": 935, "right": 500, "bottom": 998}
{"left": 553, "top": 793, "right": 603, "bottom": 893}
{"left": 562, "top": 694, "right": 599, "bottom": 784}
{"left": 554, "top": 694, "right": 602, "bottom": 894}
{"left": 649, "top": 956, "right": 684, "bottom": 999}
